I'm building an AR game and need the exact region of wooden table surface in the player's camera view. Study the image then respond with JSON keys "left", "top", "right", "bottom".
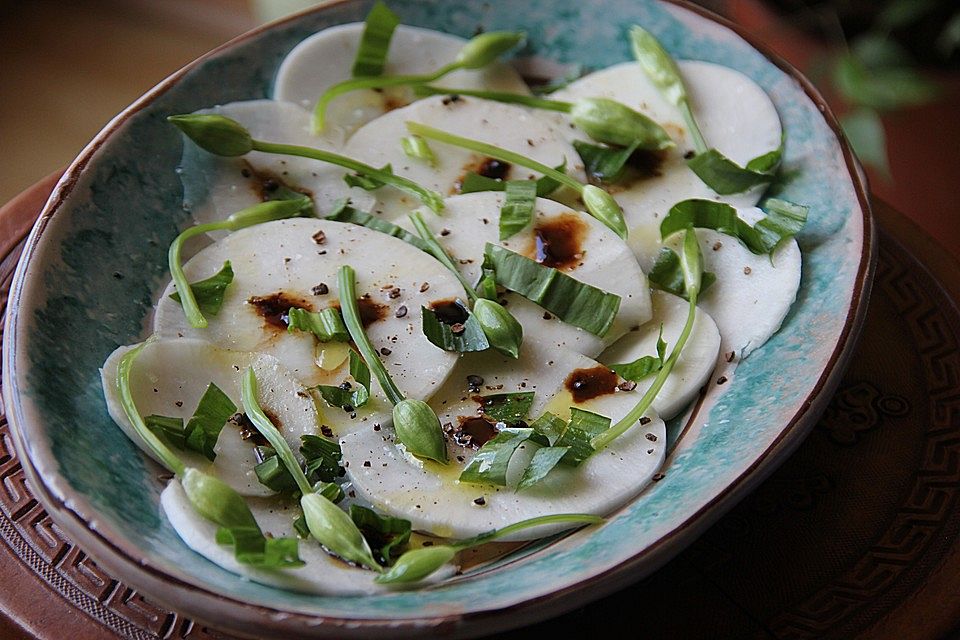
{"left": 1, "top": 171, "right": 960, "bottom": 640}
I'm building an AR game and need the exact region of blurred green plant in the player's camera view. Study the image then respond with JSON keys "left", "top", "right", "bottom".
{"left": 822, "top": 0, "right": 957, "bottom": 176}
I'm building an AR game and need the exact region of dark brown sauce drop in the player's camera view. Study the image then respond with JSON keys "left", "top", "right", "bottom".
{"left": 454, "top": 416, "right": 499, "bottom": 448}
{"left": 626, "top": 149, "right": 667, "bottom": 177}
{"left": 330, "top": 295, "right": 388, "bottom": 328}
{"left": 564, "top": 366, "right": 619, "bottom": 403}
{"left": 241, "top": 161, "right": 313, "bottom": 201}
{"left": 232, "top": 412, "right": 271, "bottom": 447}
{"left": 429, "top": 298, "right": 470, "bottom": 325}
{"left": 531, "top": 214, "right": 587, "bottom": 270}
{"left": 248, "top": 292, "right": 314, "bottom": 329}
{"left": 452, "top": 156, "right": 512, "bottom": 194}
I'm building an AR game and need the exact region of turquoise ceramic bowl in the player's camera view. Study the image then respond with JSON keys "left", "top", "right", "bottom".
{"left": 2, "top": 0, "right": 872, "bottom": 637}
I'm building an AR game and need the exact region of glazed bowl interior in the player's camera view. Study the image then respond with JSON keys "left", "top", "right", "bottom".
{"left": 2, "top": 0, "right": 869, "bottom": 633}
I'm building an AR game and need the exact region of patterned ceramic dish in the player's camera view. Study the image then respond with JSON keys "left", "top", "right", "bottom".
{"left": 1, "top": 0, "right": 872, "bottom": 637}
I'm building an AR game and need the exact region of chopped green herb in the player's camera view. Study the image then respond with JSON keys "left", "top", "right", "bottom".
{"left": 351, "top": 1, "right": 400, "bottom": 77}
{"left": 517, "top": 446, "right": 570, "bottom": 490}
{"left": 144, "top": 414, "right": 188, "bottom": 450}
{"left": 459, "top": 427, "right": 546, "bottom": 486}
{"left": 483, "top": 243, "right": 621, "bottom": 337}
{"left": 421, "top": 304, "right": 490, "bottom": 353}
{"left": 477, "top": 392, "right": 535, "bottom": 425}
{"left": 300, "top": 434, "right": 345, "bottom": 484}
{"left": 401, "top": 135, "right": 437, "bottom": 167}
{"left": 349, "top": 505, "right": 411, "bottom": 565}
{"left": 647, "top": 246, "right": 716, "bottom": 298}
{"left": 686, "top": 148, "right": 780, "bottom": 195}
{"left": 459, "top": 161, "right": 565, "bottom": 197}
{"left": 573, "top": 140, "right": 641, "bottom": 184}
{"left": 343, "top": 164, "right": 394, "bottom": 190}
{"left": 169, "top": 261, "right": 234, "bottom": 316}
{"left": 608, "top": 325, "right": 667, "bottom": 381}
{"left": 313, "top": 351, "right": 371, "bottom": 409}
{"left": 253, "top": 446, "right": 299, "bottom": 493}
{"left": 660, "top": 198, "right": 807, "bottom": 256}
{"left": 287, "top": 307, "right": 349, "bottom": 342}
{"left": 499, "top": 180, "right": 537, "bottom": 240}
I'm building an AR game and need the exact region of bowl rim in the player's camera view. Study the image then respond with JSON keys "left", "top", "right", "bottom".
{"left": 1, "top": 0, "right": 875, "bottom": 636}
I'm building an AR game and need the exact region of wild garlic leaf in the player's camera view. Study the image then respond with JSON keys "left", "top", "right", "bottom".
{"left": 313, "top": 351, "right": 371, "bottom": 409}
{"left": 253, "top": 446, "right": 299, "bottom": 493}
{"left": 351, "top": 0, "right": 400, "bottom": 78}
{"left": 144, "top": 415, "right": 188, "bottom": 450}
{"left": 647, "top": 247, "right": 716, "bottom": 299}
{"left": 343, "top": 164, "right": 395, "bottom": 190}
{"left": 573, "top": 140, "right": 641, "bottom": 184}
{"left": 609, "top": 325, "right": 667, "bottom": 381}
{"left": 300, "top": 434, "right": 345, "bottom": 484}
{"left": 459, "top": 428, "right": 547, "bottom": 486}
{"left": 554, "top": 408, "right": 608, "bottom": 466}
{"left": 401, "top": 135, "right": 437, "bottom": 167}
{"left": 183, "top": 383, "right": 237, "bottom": 461}
{"left": 660, "top": 198, "right": 807, "bottom": 256}
{"left": 517, "top": 446, "right": 570, "bottom": 490}
{"left": 349, "top": 504, "right": 412, "bottom": 565}
{"left": 215, "top": 526, "right": 304, "bottom": 568}
{"left": 421, "top": 305, "right": 490, "bottom": 353}
{"left": 169, "top": 261, "right": 234, "bottom": 316}
{"left": 287, "top": 307, "right": 349, "bottom": 342}
{"left": 459, "top": 161, "right": 566, "bottom": 197}
{"left": 483, "top": 243, "right": 621, "bottom": 337}
{"left": 686, "top": 148, "right": 779, "bottom": 195}
{"left": 499, "top": 180, "right": 537, "bottom": 240}
{"left": 477, "top": 392, "right": 535, "bottom": 425}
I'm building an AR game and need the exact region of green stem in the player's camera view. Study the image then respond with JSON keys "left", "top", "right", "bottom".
{"left": 454, "top": 513, "right": 604, "bottom": 549}
{"left": 313, "top": 62, "right": 461, "bottom": 132}
{"left": 679, "top": 101, "right": 708, "bottom": 155}
{"left": 241, "top": 368, "right": 314, "bottom": 496}
{"left": 590, "top": 287, "right": 699, "bottom": 451}
{"left": 413, "top": 85, "right": 573, "bottom": 112}
{"left": 168, "top": 222, "right": 229, "bottom": 329}
{"left": 116, "top": 341, "right": 186, "bottom": 476}
{"left": 250, "top": 140, "right": 444, "bottom": 213}
{"left": 406, "top": 121, "right": 584, "bottom": 194}
{"left": 408, "top": 212, "right": 479, "bottom": 303}
{"left": 337, "top": 265, "right": 406, "bottom": 406}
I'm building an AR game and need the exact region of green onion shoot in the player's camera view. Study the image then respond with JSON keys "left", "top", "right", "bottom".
{"left": 405, "top": 121, "right": 627, "bottom": 238}
{"left": 167, "top": 114, "right": 445, "bottom": 213}
{"left": 376, "top": 513, "right": 603, "bottom": 584}
{"left": 337, "top": 265, "right": 448, "bottom": 462}
{"left": 312, "top": 30, "right": 525, "bottom": 132}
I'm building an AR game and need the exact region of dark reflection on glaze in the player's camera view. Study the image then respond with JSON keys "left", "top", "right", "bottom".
{"left": 532, "top": 214, "right": 587, "bottom": 270}
{"left": 565, "top": 366, "right": 619, "bottom": 403}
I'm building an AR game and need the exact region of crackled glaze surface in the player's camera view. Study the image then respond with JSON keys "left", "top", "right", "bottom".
{"left": 2, "top": 0, "right": 869, "bottom": 635}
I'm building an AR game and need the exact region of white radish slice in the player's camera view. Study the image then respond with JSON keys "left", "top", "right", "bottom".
{"left": 273, "top": 23, "right": 530, "bottom": 138}
{"left": 549, "top": 61, "right": 782, "bottom": 261}
{"left": 178, "top": 100, "right": 374, "bottom": 238}
{"left": 657, "top": 207, "right": 801, "bottom": 360}
{"left": 100, "top": 340, "right": 319, "bottom": 496}
{"left": 153, "top": 219, "right": 461, "bottom": 433}
{"left": 403, "top": 192, "right": 651, "bottom": 357}
{"left": 161, "top": 480, "right": 393, "bottom": 595}
{"left": 598, "top": 290, "right": 720, "bottom": 419}
{"left": 341, "top": 96, "right": 585, "bottom": 220}
{"left": 341, "top": 339, "right": 665, "bottom": 540}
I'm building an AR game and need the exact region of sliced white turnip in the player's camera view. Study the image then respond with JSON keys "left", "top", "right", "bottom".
{"left": 273, "top": 23, "right": 530, "bottom": 138}
{"left": 401, "top": 192, "right": 651, "bottom": 357}
{"left": 341, "top": 339, "right": 665, "bottom": 540}
{"left": 178, "top": 100, "right": 374, "bottom": 238}
{"left": 153, "top": 218, "right": 461, "bottom": 433}
{"left": 341, "top": 96, "right": 585, "bottom": 220}
{"left": 599, "top": 290, "right": 720, "bottom": 419}
{"left": 100, "top": 340, "right": 319, "bottom": 496}
{"left": 549, "top": 61, "right": 782, "bottom": 261}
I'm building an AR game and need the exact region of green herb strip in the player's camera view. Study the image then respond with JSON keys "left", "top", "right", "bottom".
{"left": 350, "top": 0, "right": 400, "bottom": 78}
{"left": 313, "top": 350, "right": 372, "bottom": 409}
{"left": 349, "top": 505, "right": 412, "bottom": 565}
{"left": 660, "top": 198, "right": 807, "bottom": 256}
{"left": 483, "top": 243, "right": 621, "bottom": 337}
{"left": 459, "top": 162, "right": 565, "bottom": 197}
{"left": 499, "top": 180, "right": 537, "bottom": 240}
{"left": 685, "top": 148, "right": 779, "bottom": 195}
{"left": 169, "top": 261, "right": 234, "bottom": 316}
{"left": 573, "top": 140, "right": 641, "bottom": 184}
{"left": 458, "top": 427, "right": 547, "bottom": 486}
{"left": 608, "top": 326, "right": 667, "bottom": 382}
{"left": 287, "top": 307, "right": 349, "bottom": 342}
{"left": 477, "top": 392, "right": 535, "bottom": 425}
{"left": 421, "top": 305, "right": 490, "bottom": 353}
{"left": 647, "top": 247, "right": 716, "bottom": 298}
